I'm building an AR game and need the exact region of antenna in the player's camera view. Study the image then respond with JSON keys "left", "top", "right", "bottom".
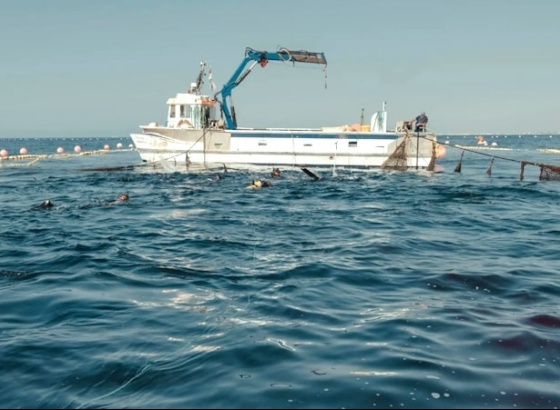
{"left": 360, "top": 108, "right": 364, "bottom": 126}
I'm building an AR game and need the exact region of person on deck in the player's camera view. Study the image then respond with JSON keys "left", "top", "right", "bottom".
{"left": 413, "top": 112, "right": 428, "bottom": 132}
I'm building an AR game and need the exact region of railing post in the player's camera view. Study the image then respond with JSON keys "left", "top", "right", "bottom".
{"left": 416, "top": 131, "right": 420, "bottom": 170}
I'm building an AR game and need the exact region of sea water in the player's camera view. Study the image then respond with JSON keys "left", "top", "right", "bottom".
{"left": 0, "top": 135, "right": 559, "bottom": 409}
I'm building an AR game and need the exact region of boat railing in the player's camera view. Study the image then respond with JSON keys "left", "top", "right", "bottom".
{"left": 235, "top": 126, "right": 323, "bottom": 132}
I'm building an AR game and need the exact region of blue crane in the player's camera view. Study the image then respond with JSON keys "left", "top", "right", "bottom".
{"left": 214, "top": 47, "right": 327, "bottom": 130}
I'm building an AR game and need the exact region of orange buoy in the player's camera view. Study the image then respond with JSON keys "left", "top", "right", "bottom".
{"left": 1, "top": 149, "right": 8, "bottom": 158}
{"left": 436, "top": 144, "right": 447, "bottom": 158}
{"left": 57, "top": 147, "right": 64, "bottom": 154}
{"left": 74, "top": 145, "right": 82, "bottom": 153}
{"left": 20, "top": 147, "right": 28, "bottom": 155}
{"left": 103, "top": 144, "right": 110, "bottom": 151}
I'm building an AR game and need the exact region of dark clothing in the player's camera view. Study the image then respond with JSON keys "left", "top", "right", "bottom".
{"left": 414, "top": 114, "right": 428, "bottom": 132}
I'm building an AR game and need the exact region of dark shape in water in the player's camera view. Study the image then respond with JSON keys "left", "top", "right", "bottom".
{"left": 249, "top": 179, "right": 272, "bottom": 189}
{"left": 301, "top": 167, "right": 320, "bottom": 181}
{"left": 80, "top": 165, "right": 136, "bottom": 172}
{"left": 39, "top": 199, "right": 54, "bottom": 209}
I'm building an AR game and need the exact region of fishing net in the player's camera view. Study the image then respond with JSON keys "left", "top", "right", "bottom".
{"left": 0, "top": 155, "right": 47, "bottom": 168}
{"left": 381, "top": 132, "right": 438, "bottom": 171}
{"left": 454, "top": 151, "right": 464, "bottom": 173}
{"left": 448, "top": 144, "right": 560, "bottom": 182}
{"left": 539, "top": 164, "right": 560, "bottom": 181}
{"left": 426, "top": 142, "right": 436, "bottom": 172}
{"left": 486, "top": 157, "right": 494, "bottom": 176}
{"left": 381, "top": 135, "right": 410, "bottom": 171}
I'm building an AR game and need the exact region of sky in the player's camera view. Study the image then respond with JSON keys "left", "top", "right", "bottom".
{"left": 1, "top": 0, "right": 559, "bottom": 137}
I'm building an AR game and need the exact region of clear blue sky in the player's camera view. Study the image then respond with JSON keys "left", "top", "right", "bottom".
{"left": 1, "top": 0, "right": 558, "bottom": 137}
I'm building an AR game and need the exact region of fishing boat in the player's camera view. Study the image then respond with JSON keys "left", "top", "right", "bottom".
{"left": 130, "top": 47, "right": 437, "bottom": 172}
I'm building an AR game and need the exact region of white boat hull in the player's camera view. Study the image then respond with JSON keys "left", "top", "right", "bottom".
{"left": 130, "top": 127, "right": 436, "bottom": 171}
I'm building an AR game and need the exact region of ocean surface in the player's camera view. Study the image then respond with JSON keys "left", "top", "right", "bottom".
{"left": 1, "top": 134, "right": 559, "bottom": 409}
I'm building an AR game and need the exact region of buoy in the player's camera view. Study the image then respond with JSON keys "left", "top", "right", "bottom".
{"left": 20, "top": 147, "right": 28, "bottom": 155}
{"left": 116, "top": 143, "right": 123, "bottom": 149}
{"left": 74, "top": 145, "right": 82, "bottom": 153}
{"left": 103, "top": 144, "right": 110, "bottom": 151}
{"left": 128, "top": 144, "right": 134, "bottom": 149}
{"left": 0, "top": 149, "right": 8, "bottom": 158}
{"left": 436, "top": 144, "right": 447, "bottom": 158}
{"left": 57, "top": 147, "right": 64, "bottom": 154}
{"left": 491, "top": 142, "right": 498, "bottom": 147}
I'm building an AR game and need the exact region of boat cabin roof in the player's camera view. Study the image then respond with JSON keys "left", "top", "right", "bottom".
{"left": 167, "top": 93, "right": 201, "bottom": 105}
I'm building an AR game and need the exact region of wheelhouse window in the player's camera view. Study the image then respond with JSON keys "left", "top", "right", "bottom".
{"left": 169, "top": 105, "right": 176, "bottom": 118}
{"left": 180, "top": 105, "right": 186, "bottom": 118}
{"left": 202, "top": 106, "right": 211, "bottom": 128}
{"left": 190, "top": 105, "right": 201, "bottom": 128}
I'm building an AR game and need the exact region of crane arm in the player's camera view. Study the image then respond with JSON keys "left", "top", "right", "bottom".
{"left": 215, "top": 47, "right": 327, "bottom": 129}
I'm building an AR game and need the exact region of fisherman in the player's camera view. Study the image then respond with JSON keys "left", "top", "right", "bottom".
{"left": 405, "top": 112, "right": 428, "bottom": 132}
{"left": 413, "top": 112, "right": 428, "bottom": 132}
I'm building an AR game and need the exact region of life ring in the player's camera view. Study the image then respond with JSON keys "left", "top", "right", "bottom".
{"left": 176, "top": 118, "right": 193, "bottom": 128}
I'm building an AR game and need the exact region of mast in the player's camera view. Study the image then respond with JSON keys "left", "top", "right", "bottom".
{"left": 190, "top": 61, "right": 206, "bottom": 93}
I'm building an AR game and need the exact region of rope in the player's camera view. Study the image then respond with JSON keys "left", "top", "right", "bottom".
{"left": 277, "top": 47, "right": 292, "bottom": 63}
{"left": 2, "top": 151, "right": 109, "bottom": 168}
{"left": 418, "top": 135, "right": 551, "bottom": 169}
{"left": 141, "top": 127, "right": 212, "bottom": 167}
